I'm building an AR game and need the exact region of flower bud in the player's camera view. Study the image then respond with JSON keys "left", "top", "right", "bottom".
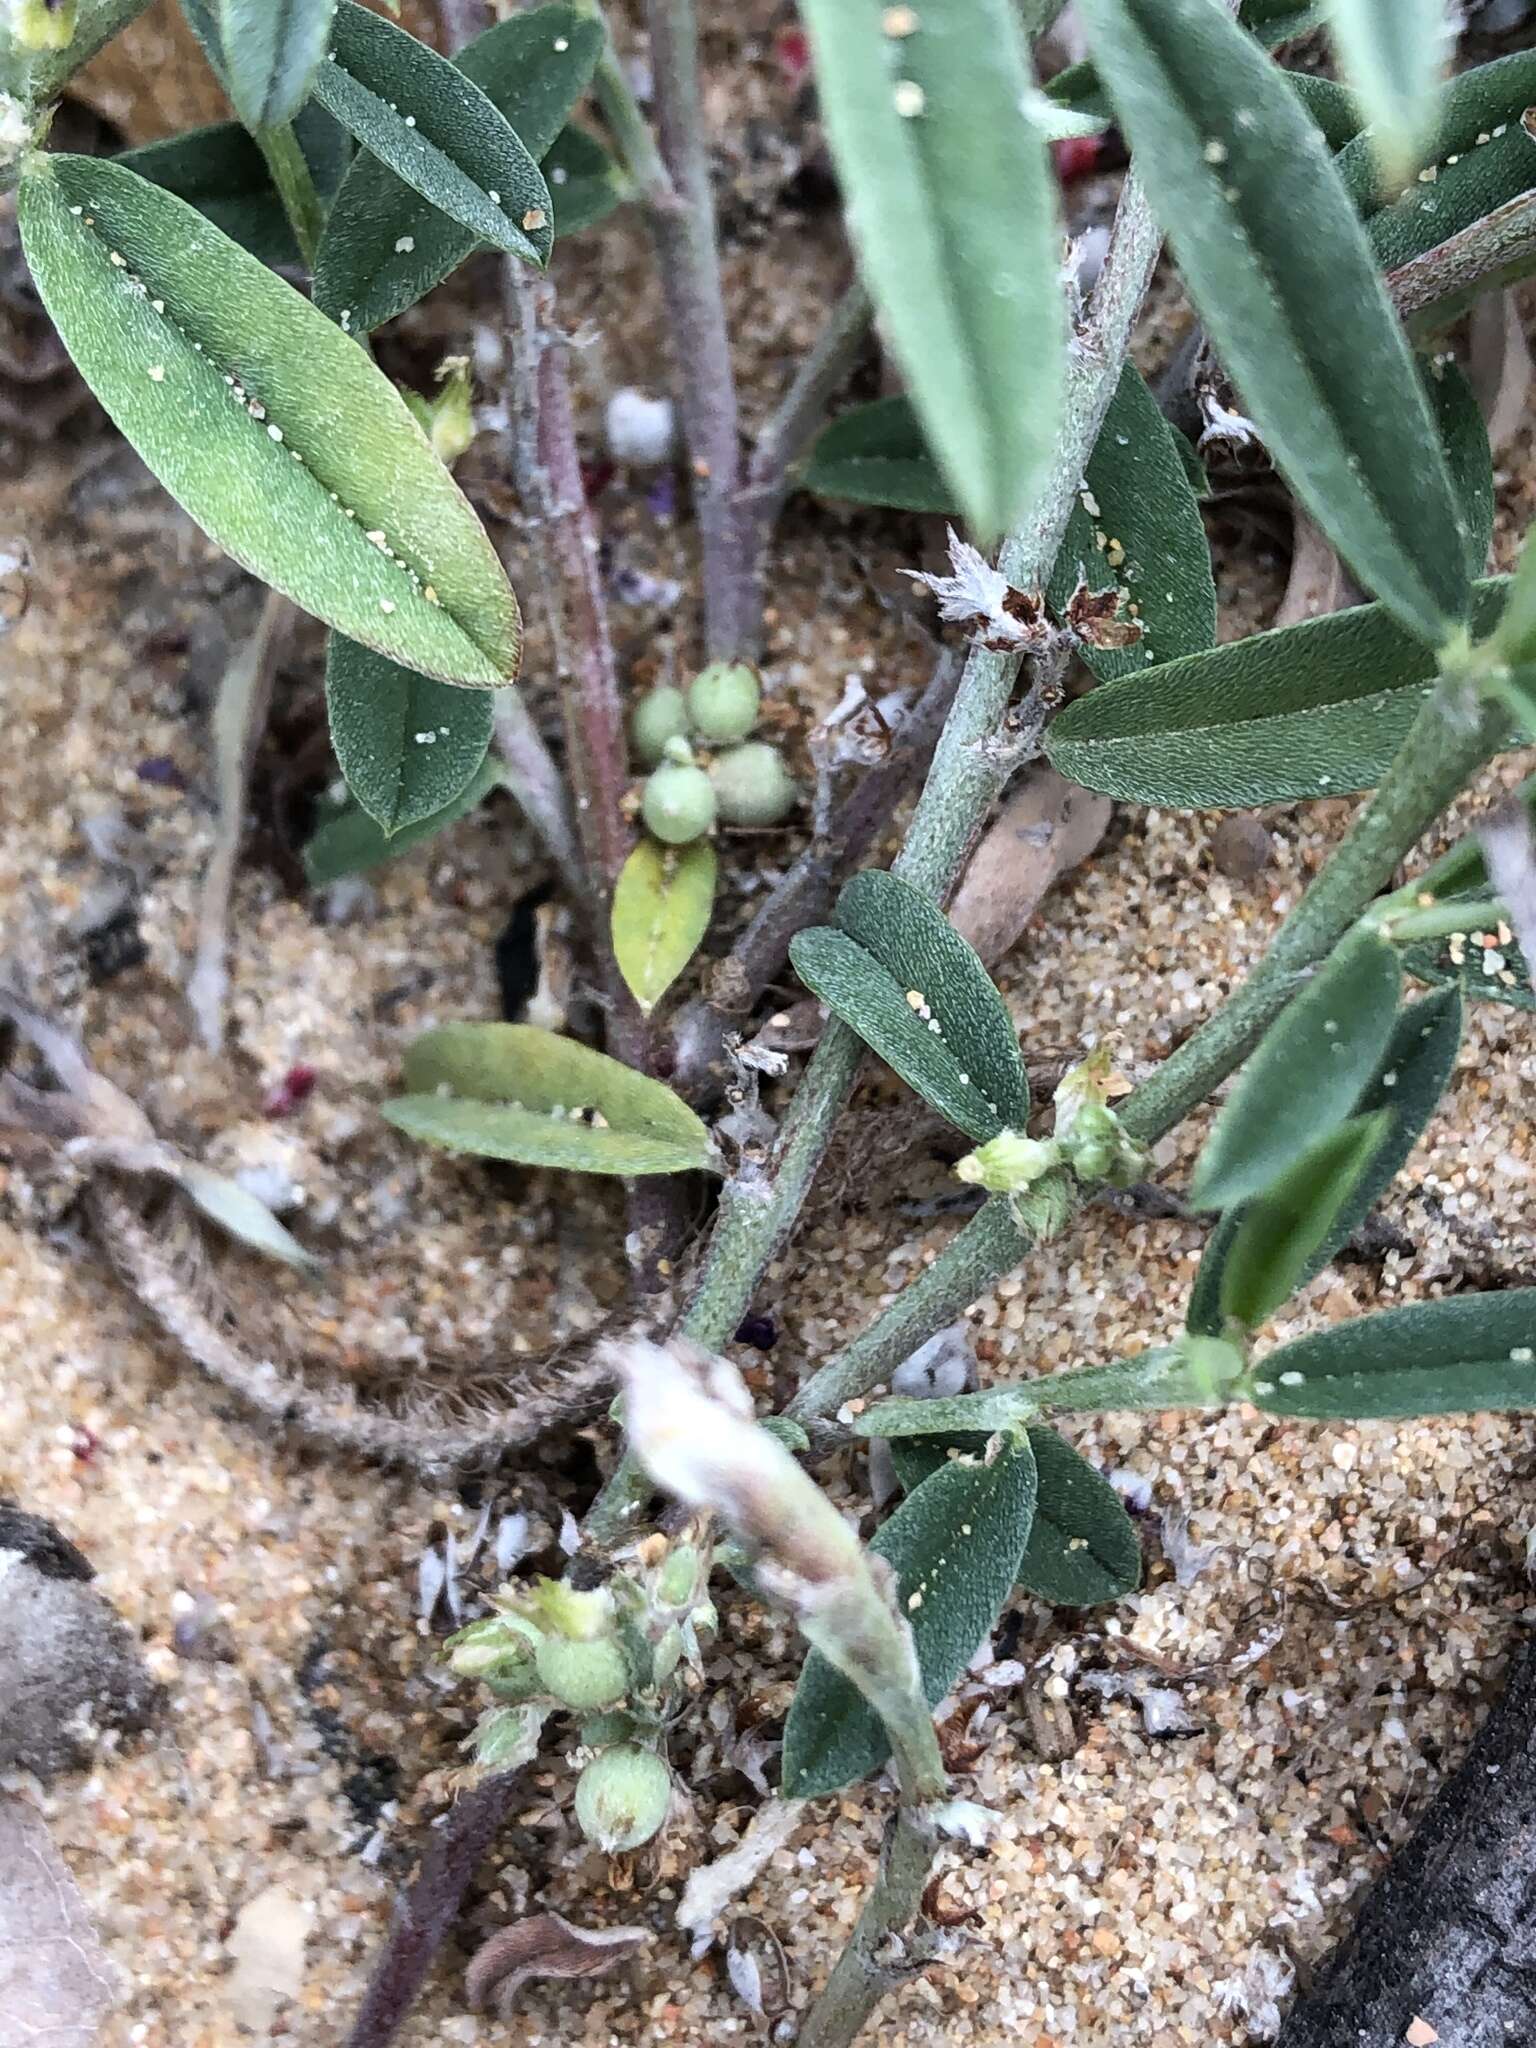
{"left": 630, "top": 686, "right": 689, "bottom": 768}
{"left": 642, "top": 760, "right": 717, "bottom": 844}
{"left": 535, "top": 1633, "right": 631, "bottom": 1711}
{"left": 574, "top": 1744, "right": 672, "bottom": 1853}
{"left": 654, "top": 1542, "right": 703, "bottom": 1612}
{"left": 954, "top": 1128, "right": 1060, "bottom": 1193}
{"left": 708, "top": 742, "right": 797, "bottom": 827}
{"left": 687, "top": 662, "right": 761, "bottom": 744}
{"left": 10, "top": 0, "right": 76, "bottom": 52}
{"left": 650, "top": 1623, "right": 684, "bottom": 1685}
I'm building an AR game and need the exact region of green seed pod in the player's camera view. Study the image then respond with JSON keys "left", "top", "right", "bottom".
{"left": 630, "top": 686, "right": 690, "bottom": 768}
{"left": 687, "top": 661, "right": 762, "bottom": 744}
{"left": 535, "top": 1633, "right": 631, "bottom": 1711}
{"left": 654, "top": 1542, "right": 702, "bottom": 1612}
{"left": 574, "top": 1744, "right": 672, "bottom": 1853}
{"left": 642, "top": 760, "right": 717, "bottom": 845}
{"left": 708, "top": 742, "right": 798, "bottom": 827}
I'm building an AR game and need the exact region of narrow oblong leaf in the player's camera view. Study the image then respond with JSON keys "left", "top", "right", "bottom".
{"left": 1080, "top": 0, "right": 1470, "bottom": 647}
{"left": 1218, "top": 1111, "right": 1391, "bottom": 1329}
{"left": 310, "top": 0, "right": 552, "bottom": 273}
{"left": 326, "top": 634, "right": 495, "bottom": 836}
{"left": 314, "top": 4, "right": 598, "bottom": 335}
{"left": 384, "top": 1021, "right": 716, "bottom": 1177}
{"left": 1251, "top": 1290, "right": 1536, "bottom": 1417}
{"left": 120, "top": 107, "right": 351, "bottom": 266}
{"left": 1046, "top": 361, "right": 1216, "bottom": 682}
{"left": 178, "top": 1161, "right": 322, "bottom": 1275}
{"left": 611, "top": 839, "right": 717, "bottom": 1014}
{"left": 1044, "top": 1, "right": 1330, "bottom": 133}
{"left": 1427, "top": 356, "right": 1493, "bottom": 580}
{"left": 18, "top": 155, "right": 521, "bottom": 685}
{"left": 794, "top": 0, "right": 1062, "bottom": 541}
{"left": 781, "top": 1428, "right": 1038, "bottom": 1797}
{"left": 303, "top": 749, "right": 501, "bottom": 884}
{"left": 790, "top": 872, "right": 1030, "bottom": 1142}
{"left": 1287, "top": 73, "right": 1367, "bottom": 154}
{"left": 1046, "top": 580, "right": 1508, "bottom": 809}
{"left": 1302, "top": 986, "right": 1462, "bottom": 1277}
{"left": 1192, "top": 931, "right": 1402, "bottom": 1212}
{"left": 1016, "top": 1425, "right": 1142, "bottom": 1606}
{"left": 219, "top": 0, "right": 336, "bottom": 133}
{"left": 1323, "top": 0, "right": 1447, "bottom": 191}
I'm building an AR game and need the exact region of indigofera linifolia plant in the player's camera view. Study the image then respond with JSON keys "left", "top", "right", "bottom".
{"left": 5, "top": 0, "right": 1536, "bottom": 2042}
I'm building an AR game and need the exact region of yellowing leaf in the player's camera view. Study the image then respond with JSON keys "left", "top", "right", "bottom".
{"left": 611, "top": 839, "right": 716, "bottom": 1014}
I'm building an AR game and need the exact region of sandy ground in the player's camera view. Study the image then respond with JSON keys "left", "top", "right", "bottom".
{"left": 3, "top": 5, "right": 1536, "bottom": 2046}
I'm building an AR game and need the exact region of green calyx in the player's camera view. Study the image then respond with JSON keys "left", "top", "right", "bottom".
{"left": 955, "top": 1052, "right": 1147, "bottom": 1195}
{"left": 955, "top": 1127, "right": 1060, "bottom": 1193}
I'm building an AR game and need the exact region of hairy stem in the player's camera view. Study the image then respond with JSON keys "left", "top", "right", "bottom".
{"left": 1395, "top": 187, "right": 1536, "bottom": 334}
{"left": 794, "top": 683, "right": 1507, "bottom": 1425}
{"left": 794, "top": 1808, "right": 941, "bottom": 2048}
{"left": 255, "top": 124, "right": 325, "bottom": 271}
{"left": 490, "top": 692, "right": 592, "bottom": 920}
{"left": 504, "top": 262, "right": 632, "bottom": 896}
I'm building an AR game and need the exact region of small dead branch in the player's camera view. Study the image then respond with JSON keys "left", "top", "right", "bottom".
{"left": 464, "top": 1911, "right": 647, "bottom": 2021}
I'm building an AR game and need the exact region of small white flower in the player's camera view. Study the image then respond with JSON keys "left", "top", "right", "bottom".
{"left": 1198, "top": 392, "right": 1263, "bottom": 453}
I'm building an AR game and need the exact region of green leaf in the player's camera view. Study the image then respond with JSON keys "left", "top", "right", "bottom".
{"left": 310, "top": 0, "right": 552, "bottom": 274}
{"left": 781, "top": 1427, "right": 1038, "bottom": 1797}
{"left": 303, "top": 750, "right": 501, "bottom": 884}
{"left": 219, "top": 0, "right": 336, "bottom": 133}
{"left": 18, "top": 155, "right": 521, "bottom": 685}
{"left": 790, "top": 871, "right": 1030, "bottom": 1143}
{"left": 325, "top": 633, "right": 494, "bottom": 835}
{"left": 1302, "top": 986, "right": 1463, "bottom": 1277}
{"left": 178, "top": 1161, "right": 322, "bottom": 1275}
{"left": 855, "top": 1387, "right": 1038, "bottom": 1440}
{"left": 177, "top": 0, "right": 226, "bottom": 73}
{"left": 1192, "top": 931, "right": 1402, "bottom": 1212}
{"left": 1079, "top": 0, "right": 1470, "bottom": 647}
{"left": 383, "top": 1021, "right": 717, "bottom": 1177}
{"left": 610, "top": 838, "right": 717, "bottom": 1014}
{"left": 1016, "top": 1425, "right": 1142, "bottom": 1605}
{"left": 1286, "top": 72, "right": 1368, "bottom": 154}
{"left": 119, "top": 107, "right": 351, "bottom": 266}
{"left": 1046, "top": 579, "right": 1509, "bottom": 809}
{"left": 1343, "top": 52, "right": 1536, "bottom": 263}
{"left": 794, "top": 0, "right": 1061, "bottom": 541}
{"left": 1495, "top": 525, "right": 1536, "bottom": 668}
{"left": 314, "top": 4, "right": 597, "bottom": 335}
{"left": 1218, "top": 1111, "right": 1391, "bottom": 1329}
{"left": 1427, "top": 356, "right": 1493, "bottom": 581}
{"left": 1402, "top": 924, "right": 1534, "bottom": 1011}
{"left": 1046, "top": 362, "right": 1216, "bottom": 683}
{"left": 542, "top": 125, "right": 624, "bottom": 238}
{"left": 802, "top": 396, "right": 950, "bottom": 515}
{"left": 1044, "top": 0, "right": 1328, "bottom": 132}
{"left": 1323, "top": 0, "right": 1446, "bottom": 191}
{"left": 1251, "top": 1290, "right": 1536, "bottom": 1417}
{"left": 889, "top": 1424, "right": 1142, "bottom": 1604}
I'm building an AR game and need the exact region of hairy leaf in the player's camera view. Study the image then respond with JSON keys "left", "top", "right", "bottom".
{"left": 1016, "top": 1424, "right": 1142, "bottom": 1605}
{"left": 1046, "top": 362, "right": 1216, "bottom": 682}
{"left": 1302, "top": 986, "right": 1463, "bottom": 1276}
{"left": 542, "top": 126, "right": 624, "bottom": 237}
{"left": 311, "top": 0, "right": 551, "bottom": 273}
{"left": 781, "top": 1428, "right": 1038, "bottom": 1797}
{"left": 891, "top": 1423, "right": 1142, "bottom": 1603}
{"left": 1251, "top": 1290, "right": 1536, "bottom": 1416}
{"left": 326, "top": 634, "right": 495, "bottom": 835}
{"left": 1218, "top": 1112, "right": 1391, "bottom": 1329}
{"left": 1323, "top": 0, "right": 1446, "bottom": 190}
{"left": 790, "top": 872, "right": 1030, "bottom": 1142}
{"left": 855, "top": 1387, "right": 1039, "bottom": 1440}
{"left": 1399, "top": 776, "right": 1536, "bottom": 1008}
{"left": 1046, "top": 579, "right": 1508, "bottom": 808}
{"left": 1287, "top": 72, "right": 1367, "bottom": 153}
{"left": 795, "top": 0, "right": 1061, "bottom": 541}
{"left": 385, "top": 1022, "right": 716, "bottom": 1176}
{"left": 1045, "top": 0, "right": 1330, "bottom": 132}
{"left": 314, "top": 4, "right": 597, "bottom": 334}
{"left": 611, "top": 839, "right": 716, "bottom": 1014}
{"left": 19, "top": 156, "right": 521, "bottom": 684}
{"left": 119, "top": 106, "right": 350, "bottom": 266}
{"left": 303, "top": 750, "right": 501, "bottom": 884}
{"left": 1192, "top": 931, "right": 1401, "bottom": 1212}
{"left": 802, "top": 395, "right": 949, "bottom": 514}
{"left": 219, "top": 0, "right": 336, "bottom": 132}
{"left": 1080, "top": 0, "right": 1470, "bottom": 646}
{"left": 1427, "top": 356, "right": 1494, "bottom": 579}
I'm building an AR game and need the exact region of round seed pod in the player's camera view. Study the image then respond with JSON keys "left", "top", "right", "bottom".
{"left": 709, "top": 742, "right": 798, "bottom": 827}
{"left": 574, "top": 1743, "right": 672, "bottom": 1853}
{"left": 642, "top": 760, "right": 717, "bottom": 844}
{"left": 687, "top": 661, "right": 762, "bottom": 744}
{"left": 630, "top": 686, "right": 690, "bottom": 768}
{"left": 534, "top": 1633, "right": 630, "bottom": 1711}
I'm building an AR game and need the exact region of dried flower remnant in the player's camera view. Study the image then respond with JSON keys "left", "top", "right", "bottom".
{"left": 905, "top": 528, "right": 1053, "bottom": 652}
{"left": 464, "top": 1912, "right": 647, "bottom": 2021}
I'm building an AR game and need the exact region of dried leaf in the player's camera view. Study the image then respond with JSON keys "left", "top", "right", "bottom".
{"left": 465, "top": 1912, "right": 647, "bottom": 2020}
{"left": 948, "top": 768, "right": 1112, "bottom": 967}
{"left": 0, "top": 1796, "right": 116, "bottom": 2046}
